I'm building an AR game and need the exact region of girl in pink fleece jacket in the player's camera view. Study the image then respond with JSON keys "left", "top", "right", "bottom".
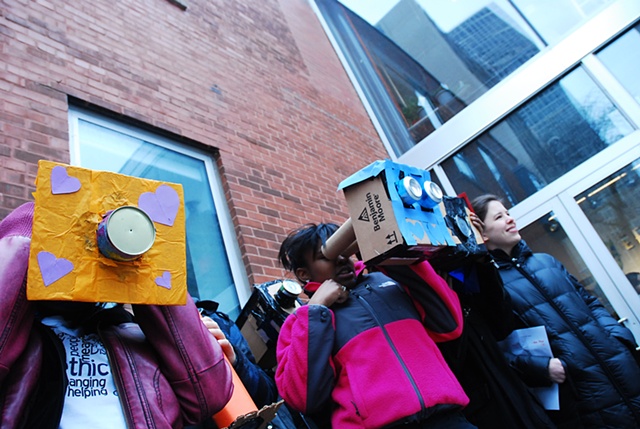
{"left": 275, "top": 223, "right": 475, "bottom": 429}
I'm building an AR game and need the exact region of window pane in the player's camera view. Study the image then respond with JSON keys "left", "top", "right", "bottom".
{"left": 441, "top": 66, "right": 634, "bottom": 206}
{"left": 596, "top": 22, "right": 640, "bottom": 105}
{"left": 511, "top": 0, "right": 614, "bottom": 45}
{"left": 318, "top": 0, "right": 619, "bottom": 156}
{"left": 340, "top": 0, "right": 543, "bottom": 103}
{"left": 520, "top": 212, "right": 616, "bottom": 316}
{"left": 76, "top": 119, "right": 241, "bottom": 318}
{"left": 575, "top": 158, "right": 640, "bottom": 295}
{"left": 317, "top": 0, "right": 546, "bottom": 154}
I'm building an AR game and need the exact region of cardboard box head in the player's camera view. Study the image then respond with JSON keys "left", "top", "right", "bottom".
{"left": 337, "top": 159, "right": 483, "bottom": 266}
{"left": 27, "top": 160, "right": 187, "bottom": 304}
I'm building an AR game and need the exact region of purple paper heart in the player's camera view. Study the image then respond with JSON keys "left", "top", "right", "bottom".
{"left": 155, "top": 271, "right": 172, "bottom": 289}
{"left": 138, "top": 185, "right": 180, "bottom": 226}
{"left": 37, "top": 251, "right": 74, "bottom": 286}
{"left": 50, "top": 166, "right": 81, "bottom": 195}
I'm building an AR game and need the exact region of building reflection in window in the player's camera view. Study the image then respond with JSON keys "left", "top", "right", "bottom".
{"left": 317, "top": 0, "right": 614, "bottom": 154}
{"left": 575, "top": 159, "right": 640, "bottom": 295}
{"left": 510, "top": 0, "right": 614, "bottom": 45}
{"left": 596, "top": 22, "right": 640, "bottom": 106}
{"left": 441, "top": 66, "right": 634, "bottom": 206}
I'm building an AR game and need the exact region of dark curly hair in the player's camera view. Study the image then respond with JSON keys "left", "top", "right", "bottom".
{"left": 278, "top": 223, "right": 339, "bottom": 273}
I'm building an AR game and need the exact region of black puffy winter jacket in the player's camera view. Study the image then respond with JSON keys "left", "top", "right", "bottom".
{"left": 491, "top": 240, "right": 640, "bottom": 429}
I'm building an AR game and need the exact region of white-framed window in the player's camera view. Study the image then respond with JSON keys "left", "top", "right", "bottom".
{"left": 68, "top": 107, "right": 250, "bottom": 319}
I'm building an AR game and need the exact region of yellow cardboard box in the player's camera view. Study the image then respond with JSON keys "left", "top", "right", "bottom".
{"left": 27, "top": 160, "right": 187, "bottom": 304}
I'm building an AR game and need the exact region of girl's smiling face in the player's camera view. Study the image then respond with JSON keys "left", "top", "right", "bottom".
{"left": 481, "top": 200, "right": 522, "bottom": 255}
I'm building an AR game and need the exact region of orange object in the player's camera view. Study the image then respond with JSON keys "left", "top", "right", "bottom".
{"left": 28, "top": 160, "right": 187, "bottom": 305}
{"left": 213, "top": 356, "right": 259, "bottom": 428}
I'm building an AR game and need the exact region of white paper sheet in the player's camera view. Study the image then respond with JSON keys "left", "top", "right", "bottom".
{"left": 498, "top": 325, "right": 560, "bottom": 410}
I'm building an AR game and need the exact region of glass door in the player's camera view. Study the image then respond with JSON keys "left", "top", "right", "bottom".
{"left": 513, "top": 143, "right": 640, "bottom": 341}
{"left": 517, "top": 209, "right": 617, "bottom": 316}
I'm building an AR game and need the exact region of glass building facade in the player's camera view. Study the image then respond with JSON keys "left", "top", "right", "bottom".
{"left": 314, "top": 0, "right": 640, "bottom": 339}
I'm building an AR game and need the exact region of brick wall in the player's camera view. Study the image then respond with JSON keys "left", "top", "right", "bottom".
{"left": 0, "top": 0, "right": 388, "bottom": 285}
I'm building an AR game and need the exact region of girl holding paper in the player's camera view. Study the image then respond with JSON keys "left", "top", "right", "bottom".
{"left": 471, "top": 194, "right": 640, "bottom": 429}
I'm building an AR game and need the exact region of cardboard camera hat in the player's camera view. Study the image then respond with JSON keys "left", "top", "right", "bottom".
{"left": 27, "top": 160, "right": 187, "bottom": 305}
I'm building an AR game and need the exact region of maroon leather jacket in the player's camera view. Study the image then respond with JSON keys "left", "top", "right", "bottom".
{"left": 0, "top": 203, "right": 233, "bottom": 428}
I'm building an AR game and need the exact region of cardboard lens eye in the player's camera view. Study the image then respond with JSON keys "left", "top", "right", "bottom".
{"left": 421, "top": 181, "right": 443, "bottom": 209}
{"left": 397, "top": 177, "right": 423, "bottom": 205}
{"left": 97, "top": 206, "right": 156, "bottom": 262}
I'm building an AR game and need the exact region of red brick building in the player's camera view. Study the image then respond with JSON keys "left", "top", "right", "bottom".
{"left": 1, "top": 0, "right": 387, "bottom": 314}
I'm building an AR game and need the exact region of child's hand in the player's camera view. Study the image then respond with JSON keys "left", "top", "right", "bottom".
{"left": 548, "top": 357, "right": 566, "bottom": 383}
{"left": 202, "top": 316, "right": 237, "bottom": 366}
{"left": 308, "top": 279, "right": 349, "bottom": 307}
{"left": 469, "top": 212, "right": 484, "bottom": 236}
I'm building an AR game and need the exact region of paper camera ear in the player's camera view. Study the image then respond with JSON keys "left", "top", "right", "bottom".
{"left": 155, "top": 271, "right": 172, "bottom": 290}
{"left": 138, "top": 184, "right": 180, "bottom": 226}
{"left": 50, "top": 165, "right": 82, "bottom": 194}
{"left": 37, "top": 251, "right": 74, "bottom": 286}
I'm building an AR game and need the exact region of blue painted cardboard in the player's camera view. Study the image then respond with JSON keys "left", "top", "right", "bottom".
{"left": 338, "top": 159, "right": 457, "bottom": 264}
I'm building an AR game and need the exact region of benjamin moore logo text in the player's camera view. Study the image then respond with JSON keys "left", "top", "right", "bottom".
{"left": 361, "top": 192, "right": 385, "bottom": 231}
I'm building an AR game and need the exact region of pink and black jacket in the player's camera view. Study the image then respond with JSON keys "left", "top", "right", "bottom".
{"left": 275, "top": 261, "right": 469, "bottom": 429}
